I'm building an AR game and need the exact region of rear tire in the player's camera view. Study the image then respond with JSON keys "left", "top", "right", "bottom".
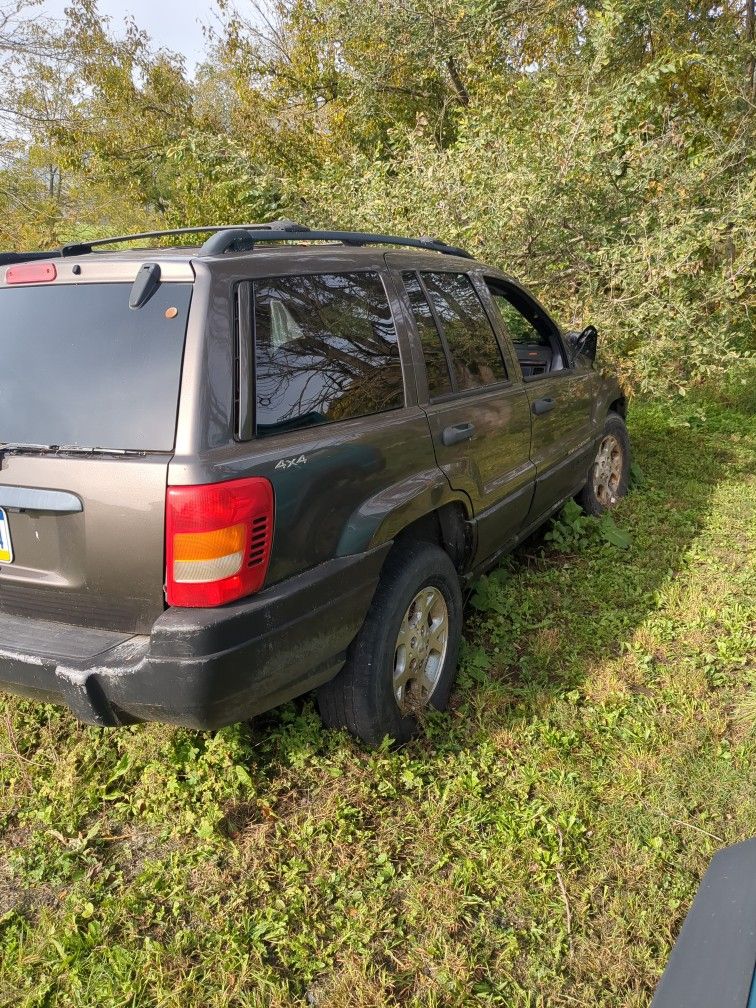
{"left": 317, "top": 541, "right": 463, "bottom": 746}
{"left": 576, "top": 412, "right": 630, "bottom": 516}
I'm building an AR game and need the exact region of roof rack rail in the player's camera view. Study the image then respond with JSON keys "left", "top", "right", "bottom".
{"left": 0, "top": 250, "right": 62, "bottom": 267}
{"left": 198, "top": 225, "right": 472, "bottom": 259}
{"left": 59, "top": 221, "right": 304, "bottom": 257}
{"left": 9, "top": 219, "right": 469, "bottom": 262}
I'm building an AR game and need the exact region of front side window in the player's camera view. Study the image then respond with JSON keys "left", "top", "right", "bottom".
{"left": 420, "top": 272, "right": 508, "bottom": 391}
{"left": 486, "top": 280, "right": 565, "bottom": 377}
{"left": 251, "top": 272, "right": 404, "bottom": 436}
{"left": 489, "top": 290, "right": 546, "bottom": 346}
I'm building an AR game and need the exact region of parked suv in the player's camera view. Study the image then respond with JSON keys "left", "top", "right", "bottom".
{"left": 0, "top": 221, "right": 629, "bottom": 744}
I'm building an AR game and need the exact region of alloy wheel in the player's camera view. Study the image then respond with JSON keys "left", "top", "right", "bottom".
{"left": 592, "top": 433, "right": 624, "bottom": 507}
{"left": 393, "top": 586, "right": 449, "bottom": 712}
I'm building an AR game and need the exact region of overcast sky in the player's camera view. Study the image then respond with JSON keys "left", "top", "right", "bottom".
{"left": 38, "top": 0, "right": 217, "bottom": 71}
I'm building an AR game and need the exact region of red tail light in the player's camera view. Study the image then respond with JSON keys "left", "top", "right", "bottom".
{"left": 165, "top": 478, "right": 274, "bottom": 607}
{"left": 6, "top": 261, "right": 57, "bottom": 284}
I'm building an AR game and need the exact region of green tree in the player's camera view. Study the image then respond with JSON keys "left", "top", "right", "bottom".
{"left": 0, "top": 0, "right": 752, "bottom": 390}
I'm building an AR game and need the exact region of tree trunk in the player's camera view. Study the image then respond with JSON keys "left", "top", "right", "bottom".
{"left": 445, "top": 58, "right": 470, "bottom": 107}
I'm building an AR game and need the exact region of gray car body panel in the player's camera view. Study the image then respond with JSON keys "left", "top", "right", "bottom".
{"left": 0, "top": 453, "right": 172, "bottom": 634}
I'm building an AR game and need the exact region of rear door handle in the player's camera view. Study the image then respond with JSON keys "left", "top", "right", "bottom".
{"left": 441, "top": 422, "right": 476, "bottom": 446}
{"left": 532, "top": 397, "right": 556, "bottom": 415}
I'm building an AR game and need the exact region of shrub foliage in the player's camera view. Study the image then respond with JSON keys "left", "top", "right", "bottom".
{"left": 0, "top": 0, "right": 754, "bottom": 391}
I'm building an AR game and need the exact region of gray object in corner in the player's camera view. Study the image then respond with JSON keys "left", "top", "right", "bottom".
{"left": 652, "top": 838, "right": 756, "bottom": 1008}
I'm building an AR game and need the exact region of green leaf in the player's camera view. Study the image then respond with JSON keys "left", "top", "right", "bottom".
{"left": 599, "top": 516, "right": 631, "bottom": 549}
{"left": 235, "top": 764, "right": 253, "bottom": 786}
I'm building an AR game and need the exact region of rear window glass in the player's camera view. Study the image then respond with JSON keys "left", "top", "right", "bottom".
{"left": 0, "top": 282, "right": 192, "bottom": 451}
{"left": 252, "top": 271, "right": 404, "bottom": 436}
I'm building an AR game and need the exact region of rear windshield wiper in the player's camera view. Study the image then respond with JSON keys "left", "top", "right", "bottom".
{"left": 0, "top": 443, "right": 146, "bottom": 456}
{"left": 54, "top": 445, "right": 146, "bottom": 456}
{"left": 0, "top": 442, "right": 55, "bottom": 454}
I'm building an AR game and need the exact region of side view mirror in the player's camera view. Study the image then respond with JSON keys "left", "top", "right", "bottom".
{"left": 567, "top": 324, "right": 598, "bottom": 362}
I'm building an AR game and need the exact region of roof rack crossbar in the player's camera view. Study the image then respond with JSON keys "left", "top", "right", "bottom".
{"left": 198, "top": 227, "right": 472, "bottom": 259}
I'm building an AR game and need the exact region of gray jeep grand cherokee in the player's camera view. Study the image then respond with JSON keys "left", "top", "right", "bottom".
{"left": 0, "top": 221, "right": 629, "bottom": 745}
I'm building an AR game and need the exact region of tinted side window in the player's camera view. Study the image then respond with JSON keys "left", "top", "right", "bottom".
{"left": 486, "top": 279, "right": 565, "bottom": 376}
{"left": 489, "top": 291, "right": 546, "bottom": 346}
{"left": 252, "top": 272, "right": 404, "bottom": 436}
{"left": 421, "top": 272, "right": 508, "bottom": 390}
{"left": 401, "top": 271, "right": 453, "bottom": 398}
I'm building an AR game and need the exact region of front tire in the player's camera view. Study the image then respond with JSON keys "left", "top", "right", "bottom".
{"left": 576, "top": 412, "right": 631, "bottom": 516}
{"left": 317, "top": 541, "right": 463, "bottom": 746}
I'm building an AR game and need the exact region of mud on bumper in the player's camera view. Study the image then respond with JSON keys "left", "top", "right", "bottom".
{"left": 0, "top": 547, "right": 389, "bottom": 729}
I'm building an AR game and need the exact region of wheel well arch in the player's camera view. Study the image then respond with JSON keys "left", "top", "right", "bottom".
{"left": 608, "top": 394, "right": 628, "bottom": 419}
{"left": 389, "top": 501, "right": 472, "bottom": 574}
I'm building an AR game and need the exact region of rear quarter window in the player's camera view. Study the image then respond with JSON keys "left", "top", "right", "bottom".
{"left": 249, "top": 271, "right": 404, "bottom": 437}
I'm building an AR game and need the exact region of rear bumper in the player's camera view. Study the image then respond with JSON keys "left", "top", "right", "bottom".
{"left": 0, "top": 546, "right": 389, "bottom": 729}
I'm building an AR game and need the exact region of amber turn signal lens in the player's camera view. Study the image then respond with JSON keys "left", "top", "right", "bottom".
{"left": 173, "top": 524, "right": 245, "bottom": 563}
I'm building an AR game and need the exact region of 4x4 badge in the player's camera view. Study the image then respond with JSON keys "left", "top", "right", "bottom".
{"left": 274, "top": 455, "right": 307, "bottom": 470}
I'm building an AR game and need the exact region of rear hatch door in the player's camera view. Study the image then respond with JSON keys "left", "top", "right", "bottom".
{"left": 0, "top": 269, "right": 193, "bottom": 633}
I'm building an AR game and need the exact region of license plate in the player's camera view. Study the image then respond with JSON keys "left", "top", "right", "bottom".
{"left": 0, "top": 508, "right": 13, "bottom": 563}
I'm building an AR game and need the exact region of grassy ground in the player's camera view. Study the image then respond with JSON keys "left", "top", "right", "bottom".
{"left": 1, "top": 392, "right": 754, "bottom": 1008}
